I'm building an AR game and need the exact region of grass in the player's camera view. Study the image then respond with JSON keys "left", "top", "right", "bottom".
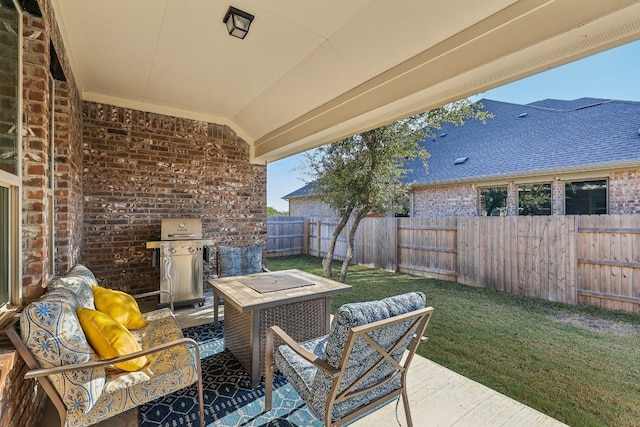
{"left": 266, "top": 255, "right": 640, "bottom": 427}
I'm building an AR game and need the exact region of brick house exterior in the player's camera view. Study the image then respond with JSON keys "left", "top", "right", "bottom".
{"left": 287, "top": 98, "right": 640, "bottom": 219}
{"left": 1, "top": 1, "right": 266, "bottom": 423}
{"left": 288, "top": 195, "right": 339, "bottom": 220}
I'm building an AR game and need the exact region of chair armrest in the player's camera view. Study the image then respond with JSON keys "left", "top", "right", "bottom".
{"left": 132, "top": 289, "right": 174, "bottom": 312}
{"left": 23, "top": 337, "right": 200, "bottom": 379}
{"left": 267, "top": 326, "right": 339, "bottom": 378}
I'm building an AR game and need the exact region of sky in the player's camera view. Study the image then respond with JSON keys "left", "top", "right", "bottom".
{"left": 266, "top": 39, "right": 640, "bottom": 212}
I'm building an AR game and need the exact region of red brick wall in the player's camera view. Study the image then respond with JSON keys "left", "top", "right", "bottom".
{"left": 413, "top": 183, "right": 478, "bottom": 217}
{"left": 81, "top": 102, "right": 266, "bottom": 293}
{"left": 21, "top": 13, "right": 51, "bottom": 291}
{"left": 289, "top": 197, "right": 337, "bottom": 219}
{"left": 52, "top": 79, "right": 83, "bottom": 275}
{"left": 6, "top": 2, "right": 266, "bottom": 425}
{"left": 609, "top": 169, "right": 640, "bottom": 214}
{"left": 35, "top": 0, "right": 84, "bottom": 278}
{"left": 413, "top": 172, "right": 640, "bottom": 217}
{"left": 0, "top": 350, "right": 46, "bottom": 427}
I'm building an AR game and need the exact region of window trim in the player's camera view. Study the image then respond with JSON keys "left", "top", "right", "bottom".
{"left": 516, "top": 182, "right": 552, "bottom": 216}
{"left": 478, "top": 185, "right": 508, "bottom": 216}
{"left": 0, "top": 0, "right": 23, "bottom": 307}
{"left": 564, "top": 178, "right": 608, "bottom": 215}
{"left": 48, "top": 75, "right": 55, "bottom": 276}
{"left": 0, "top": 182, "right": 21, "bottom": 307}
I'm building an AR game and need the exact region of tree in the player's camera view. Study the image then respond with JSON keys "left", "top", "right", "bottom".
{"left": 267, "top": 206, "right": 288, "bottom": 217}
{"left": 304, "top": 99, "right": 492, "bottom": 281}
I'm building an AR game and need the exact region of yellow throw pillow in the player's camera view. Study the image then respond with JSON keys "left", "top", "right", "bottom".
{"left": 92, "top": 285, "right": 147, "bottom": 330}
{"left": 76, "top": 307, "right": 148, "bottom": 372}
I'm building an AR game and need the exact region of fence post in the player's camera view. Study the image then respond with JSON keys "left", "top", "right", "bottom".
{"left": 303, "top": 218, "right": 310, "bottom": 255}
{"left": 316, "top": 219, "right": 322, "bottom": 257}
{"left": 394, "top": 217, "right": 400, "bottom": 272}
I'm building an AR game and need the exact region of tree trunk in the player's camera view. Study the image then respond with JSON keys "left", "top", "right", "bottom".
{"left": 340, "top": 209, "right": 369, "bottom": 281}
{"left": 322, "top": 206, "right": 353, "bottom": 278}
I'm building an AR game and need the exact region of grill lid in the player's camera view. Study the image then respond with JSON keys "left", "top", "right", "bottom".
{"left": 161, "top": 218, "right": 202, "bottom": 240}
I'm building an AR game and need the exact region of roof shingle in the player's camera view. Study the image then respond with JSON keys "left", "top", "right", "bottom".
{"left": 405, "top": 98, "right": 640, "bottom": 186}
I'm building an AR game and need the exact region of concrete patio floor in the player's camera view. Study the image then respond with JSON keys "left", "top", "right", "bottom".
{"left": 38, "top": 291, "right": 567, "bottom": 427}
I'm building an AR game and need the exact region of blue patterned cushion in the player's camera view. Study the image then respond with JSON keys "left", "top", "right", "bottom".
{"left": 44, "top": 286, "right": 81, "bottom": 307}
{"left": 242, "top": 246, "right": 264, "bottom": 275}
{"left": 66, "top": 264, "right": 99, "bottom": 286}
{"left": 51, "top": 264, "right": 99, "bottom": 309}
{"left": 20, "top": 294, "right": 105, "bottom": 416}
{"left": 52, "top": 276, "right": 95, "bottom": 309}
{"left": 218, "top": 245, "right": 263, "bottom": 277}
{"left": 275, "top": 336, "right": 327, "bottom": 407}
{"left": 218, "top": 246, "right": 242, "bottom": 277}
{"left": 277, "top": 292, "right": 426, "bottom": 422}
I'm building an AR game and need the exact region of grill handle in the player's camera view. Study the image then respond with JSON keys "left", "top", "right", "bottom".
{"left": 151, "top": 248, "right": 159, "bottom": 267}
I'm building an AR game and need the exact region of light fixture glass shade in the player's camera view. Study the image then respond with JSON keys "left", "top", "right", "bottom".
{"left": 223, "top": 6, "right": 254, "bottom": 39}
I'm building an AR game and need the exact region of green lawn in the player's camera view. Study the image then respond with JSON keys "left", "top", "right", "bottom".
{"left": 266, "top": 255, "right": 640, "bottom": 427}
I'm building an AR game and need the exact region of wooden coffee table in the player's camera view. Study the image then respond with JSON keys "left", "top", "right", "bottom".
{"left": 207, "top": 269, "right": 351, "bottom": 387}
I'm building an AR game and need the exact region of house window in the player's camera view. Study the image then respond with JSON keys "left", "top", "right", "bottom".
{"left": 0, "top": 184, "right": 20, "bottom": 306}
{"left": 479, "top": 186, "right": 507, "bottom": 216}
{"left": 0, "top": 0, "right": 22, "bottom": 307}
{"left": 0, "top": 0, "right": 20, "bottom": 175}
{"left": 518, "top": 183, "right": 551, "bottom": 216}
{"left": 0, "top": 186, "right": 8, "bottom": 303}
{"left": 565, "top": 180, "right": 607, "bottom": 215}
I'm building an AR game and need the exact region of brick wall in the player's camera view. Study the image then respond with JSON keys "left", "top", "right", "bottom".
{"left": 609, "top": 169, "right": 640, "bottom": 214}
{"left": 506, "top": 181, "right": 518, "bottom": 216}
{"left": 0, "top": 350, "right": 46, "bottom": 427}
{"left": 21, "top": 13, "right": 51, "bottom": 292}
{"left": 52, "top": 79, "right": 83, "bottom": 275}
{"left": 81, "top": 102, "right": 266, "bottom": 294}
{"left": 412, "top": 171, "right": 640, "bottom": 217}
{"left": 412, "top": 183, "right": 478, "bottom": 217}
{"left": 3, "top": 2, "right": 83, "bottom": 425}
{"left": 4, "top": 0, "right": 266, "bottom": 424}
{"left": 289, "top": 197, "right": 337, "bottom": 219}
{"left": 551, "top": 178, "right": 564, "bottom": 215}
{"left": 36, "top": 0, "right": 84, "bottom": 278}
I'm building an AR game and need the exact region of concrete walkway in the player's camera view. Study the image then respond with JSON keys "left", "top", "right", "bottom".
{"left": 351, "top": 355, "right": 566, "bottom": 427}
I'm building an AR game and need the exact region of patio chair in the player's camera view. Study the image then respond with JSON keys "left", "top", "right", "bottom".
{"left": 213, "top": 244, "right": 269, "bottom": 322}
{"left": 216, "top": 244, "right": 268, "bottom": 278}
{"left": 265, "top": 292, "right": 433, "bottom": 427}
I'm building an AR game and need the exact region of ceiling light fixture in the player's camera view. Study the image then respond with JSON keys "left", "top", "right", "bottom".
{"left": 223, "top": 6, "right": 254, "bottom": 39}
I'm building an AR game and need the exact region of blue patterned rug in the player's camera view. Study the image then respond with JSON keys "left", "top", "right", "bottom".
{"left": 138, "top": 321, "right": 323, "bottom": 427}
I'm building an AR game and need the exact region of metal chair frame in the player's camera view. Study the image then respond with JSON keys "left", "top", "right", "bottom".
{"left": 265, "top": 305, "right": 433, "bottom": 427}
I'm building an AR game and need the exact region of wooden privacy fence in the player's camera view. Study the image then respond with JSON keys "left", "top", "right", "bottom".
{"left": 266, "top": 216, "right": 306, "bottom": 257}
{"left": 266, "top": 215, "right": 640, "bottom": 313}
{"left": 457, "top": 216, "right": 577, "bottom": 305}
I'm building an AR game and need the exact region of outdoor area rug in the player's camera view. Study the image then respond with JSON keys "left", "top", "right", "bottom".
{"left": 138, "top": 321, "right": 324, "bottom": 427}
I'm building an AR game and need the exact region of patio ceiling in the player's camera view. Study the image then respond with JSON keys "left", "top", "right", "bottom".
{"left": 51, "top": 0, "right": 640, "bottom": 164}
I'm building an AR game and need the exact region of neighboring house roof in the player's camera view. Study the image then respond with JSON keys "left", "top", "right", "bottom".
{"left": 285, "top": 97, "right": 640, "bottom": 197}
{"left": 405, "top": 98, "right": 640, "bottom": 187}
{"left": 283, "top": 182, "right": 317, "bottom": 199}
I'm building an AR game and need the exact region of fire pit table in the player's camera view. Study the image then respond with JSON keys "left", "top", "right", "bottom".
{"left": 207, "top": 269, "right": 351, "bottom": 387}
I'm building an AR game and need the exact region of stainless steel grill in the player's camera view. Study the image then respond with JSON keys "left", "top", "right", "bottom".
{"left": 146, "top": 218, "right": 214, "bottom": 307}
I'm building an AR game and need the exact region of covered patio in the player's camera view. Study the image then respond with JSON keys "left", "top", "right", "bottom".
{"left": 38, "top": 291, "right": 567, "bottom": 427}
{"left": 2, "top": 0, "right": 640, "bottom": 425}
